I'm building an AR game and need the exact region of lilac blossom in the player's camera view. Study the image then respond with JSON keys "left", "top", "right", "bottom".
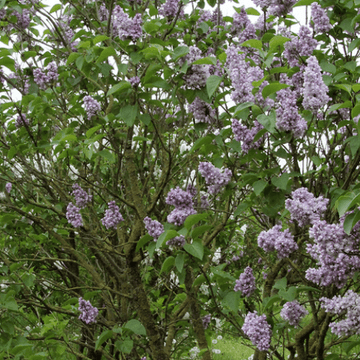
{"left": 98, "top": 4, "right": 109, "bottom": 22}
{"left": 202, "top": 314, "right": 211, "bottom": 329}
{"left": 58, "top": 15, "right": 78, "bottom": 51}
{"left": 198, "top": 162, "right": 231, "bottom": 195}
{"left": 166, "top": 187, "right": 196, "bottom": 226}
{"left": 258, "top": 224, "right": 298, "bottom": 258}
{"left": 242, "top": 311, "right": 271, "bottom": 351}
{"left": 232, "top": 119, "right": 265, "bottom": 153}
{"left": 320, "top": 291, "right": 360, "bottom": 336}
{"left": 78, "top": 297, "right": 99, "bottom": 324}
{"left": 283, "top": 26, "right": 318, "bottom": 67}
{"left": 302, "top": 56, "right": 330, "bottom": 112}
{"left": 285, "top": 187, "right": 328, "bottom": 227}
{"left": 166, "top": 235, "right": 186, "bottom": 247}
{"left": 5, "top": 183, "right": 12, "bottom": 193}
{"left": 187, "top": 97, "right": 216, "bottom": 124}
{"left": 72, "top": 183, "right": 92, "bottom": 209}
{"left": 180, "top": 46, "right": 210, "bottom": 90}
{"left": 83, "top": 96, "right": 101, "bottom": 120}
{"left": 14, "top": 9, "right": 31, "bottom": 29}
{"left": 311, "top": 3, "right": 331, "bottom": 33}
{"left": 305, "top": 219, "right": 360, "bottom": 288}
{"left": 112, "top": 6, "right": 142, "bottom": 41}
{"left": 159, "top": 0, "right": 184, "bottom": 18}
{"left": 280, "top": 301, "right": 308, "bottom": 327}
{"left": 66, "top": 203, "right": 83, "bottom": 228}
{"left": 15, "top": 113, "right": 30, "bottom": 128}
{"left": 129, "top": 76, "right": 140, "bottom": 87}
{"left": 102, "top": 201, "right": 124, "bottom": 230}
{"left": 234, "top": 266, "right": 256, "bottom": 297}
{"left": 269, "top": 0, "right": 297, "bottom": 17}
{"left": 276, "top": 87, "right": 307, "bottom": 137}
{"left": 144, "top": 217, "right": 164, "bottom": 241}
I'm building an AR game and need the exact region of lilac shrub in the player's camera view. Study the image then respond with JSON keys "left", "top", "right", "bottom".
{"left": 112, "top": 6, "right": 142, "bottom": 41}
{"left": 187, "top": 97, "right": 216, "bottom": 124}
{"left": 285, "top": 187, "right": 329, "bottom": 227}
{"left": 280, "top": 301, "right": 308, "bottom": 327}
{"left": 320, "top": 291, "right": 360, "bottom": 336}
{"left": 234, "top": 266, "right": 256, "bottom": 297}
{"left": 66, "top": 203, "right": 83, "bottom": 228}
{"left": 242, "top": 311, "right": 271, "bottom": 351}
{"left": 202, "top": 314, "right": 211, "bottom": 329}
{"left": 15, "top": 113, "right": 30, "bottom": 128}
{"left": 257, "top": 224, "right": 298, "bottom": 258}
{"left": 198, "top": 162, "right": 231, "bottom": 195}
{"left": 5, "top": 183, "right": 12, "bottom": 193}
{"left": 232, "top": 119, "right": 265, "bottom": 153}
{"left": 302, "top": 56, "right": 330, "bottom": 113}
{"left": 159, "top": 0, "right": 184, "bottom": 18}
{"left": 78, "top": 297, "right": 99, "bottom": 324}
{"left": 129, "top": 76, "right": 140, "bottom": 87}
{"left": 166, "top": 235, "right": 185, "bottom": 247}
{"left": 33, "top": 61, "right": 59, "bottom": 90}
{"left": 144, "top": 217, "right": 164, "bottom": 241}
{"left": 101, "top": 201, "right": 124, "bottom": 229}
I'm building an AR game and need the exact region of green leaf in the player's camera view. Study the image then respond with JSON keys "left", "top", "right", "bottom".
{"left": 98, "top": 149, "right": 115, "bottom": 163}
{"left": 86, "top": 125, "right": 102, "bottom": 138}
{"left": 192, "top": 57, "right": 217, "bottom": 65}
{"left": 175, "top": 252, "right": 185, "bottom": 273}
{"left": 353, "top": 84, "right": 360, "bottom": 93}
{"left": 107, "top": 81, "right": 131, "bottom": 96}
{"left": 245, "top": 7, "right": 260, "bottom": 15}
{"left": 328, "top": 101, "right": 352, "bottom": 113}
{"left": 296, "top": 286, "right": 321, "bottom": 293}
{"left": 253, "top": 180, "right": 267, "bottom": 196}
{"left": 115, "top": 339, "right": 133, "bottom": 354}
{"left": 336, "top": 193, "right": 354, "bottom": 218}
{"left": 66, "top": 52, "right": 80, "bottom": 65}
{"left": 334, "top": 84, "right": 352, "bottom": 95}
{"left": 172, "top": 46, "right": 189, "bottom": 61}
{"left": 294, "top": 0, "right": 316, "bottom": 6}
{"left": 50, "top": 4, "right": 62, "bottom": 13}
{"left": 345, "top": 340, "right": 360, "bottom": 354}
{"left": 160, "top": 256, "right": 175, "bottom": 274}
{"left": 190, "top": 134, "right": 215, "bottom": 153}
{"left": 269, "top": 35, "right": 290, "bottom": 49}
{"left": 136, "top": 234, "right": 152, "bottom": 252}
{"left": 184, "top": 213, "right": 208, "bottom": 230}
{"left": 222, "top": 291, "right": 240, "bottom": 313}
{"left": 241, "top": 39, "right": 262, "bottom": 50}
{"left": 257, "top": 112, "right": 276, "bottom": 133}
{"left": 320, "top": 61, "right": 336, "bottom": 74}
{"left": 139, "top": 114, "right": 151, "bottom": 126}
{"left": 263, "top": 295, "right": 281, "bottom": 310}
{"left": 206, "top": 75, "right": 222, "bottom": 99}
{"left": 191, "top": 225, "right": 211, "bottom": 239}
{"left": 234, "top": 203, "right": 249, "bottom": 216}
{"left": 271, "top": 173, "right": 289, "bottom": 191}
{"left": 96, "top": 47, "right": 116, "bottom": 63}
{"left": 193, "top": 274, "right": 206, "bottom": 287}
{"left": 93, "top": 35, "right": 110, "bottom": 44}
{"left": 349, "top": 38, "right": 360, "bottom": 53}
{"left": 262, "top": 83, "right": 290, "bottom": 99}
{"left": 119, "top": 104, "right": 138, "bottom": 126}
{"left": 95, "top": 330, "right": 113, "bottom": 351}
{"left": 157, "top": 230, "right": 179, "bottom": 249}
{"left": 234, "top": 102, "right": 254, "bottom": 117}
{"left": 3, "top": 298, "right": 18, "bottom": 312}
{"left": 278, "top": 287, "right": 297, "bottom": 302}
{"left": 273, "top": 277, "right": 287, "bottom": 290}
{"left": 124, "top": 319, "right": 146, "bottom": 336}
{"left": 351, "top": 104, "right": 360, "bottom": 118}
{"left": 0, "top": 56, "right": 15, "bottom": 71}
{"left": 339, "top": 18, "right": 354, "bottom": 34}
{"left": 184, "top": 240, "right": 204, "bottom": 260}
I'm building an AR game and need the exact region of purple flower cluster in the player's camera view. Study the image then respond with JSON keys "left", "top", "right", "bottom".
{"left": 302, "top": 56, "right": 330, "bottom": 113}
{"left": 143, "top": 217, "right": 164, "bottom": 241}
{"left": 234, "top": 266, "right": 256, "bottom": 297}
{"left": 285, "top": 187, "right": 328, "bottom": 227}
{"left": 232, "top": 119, "right": 265, "bottom": 153}
{"left": 166, "top": 235, "right": 186, "bottom": 247}
{"left": 15, "top": 113, "right": 30, "bottom": 128}
{"left": 78, "top": 297, "right": 99, "bottom": 324}
{"left": 269, "top": 0, "right": 297, "bottom": 17}
{"left": 5, "top": 183, "right": 12, "bottom": 193}
{"left": 258, "top": 225, "right": 298, "bottom": 258}
{"left": 112, "top": 6, "right": 142, "bottom": 41}
{"left": 180, "top": 46, "right": 210, "bottom": 90}
{"left": 283, "top": 26, "right": 317, "bottom": 67}
{"left": 14, "top": 9, "right": 31, "bottom": 29}
{"left": 71, "top": 183, "right": 92, "bottom": 209}
{"left": 66, "top": 203, "right": 83, "bottom": 228}
{"left": 129, "top": 76, "right": 140, "bottom": 87}
{"left": 276, "top": 88, "right": 307, "bottom": 137}
{"left": 198, "top": 162, "right": 231, "bottom": 195}
{"left": 280, "top": 300, "right": 308, "bottom": 327}
{"left": 242, "top": 311, "right": 271, "bottom": 351}
{"left": 187, "top": 97, "right": 216, "bottom": 124}
{"left": 166, "top": 187, "right": 196, "bottom": 226}
{"left": 320, "top": 291, "right": 360, "bottom": 336}
{"left": 231, "top": 8, "right": 255, "bottom": 43}
{"left": 33, "top": 61, "right": 59, "bottom": 90}
{"left": 83, "top": 96, "right": 101, "bottom": 120}
{"left": 58, "top": 15, "right": 78, "bottom": 51}
{"left": 305, "top": 219, "right": 360, "bottom": 288}
{"left": 159, "top": 0, "right": 184, "bottom": 18}
{"left": 101, "top": 201, "right": 124, "bottom": 230}
{"left": 311, "top": 3, "right": 331, "bottom": 33}
{"left": 202, "top": 314, "right": 211, "bottom": 329}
